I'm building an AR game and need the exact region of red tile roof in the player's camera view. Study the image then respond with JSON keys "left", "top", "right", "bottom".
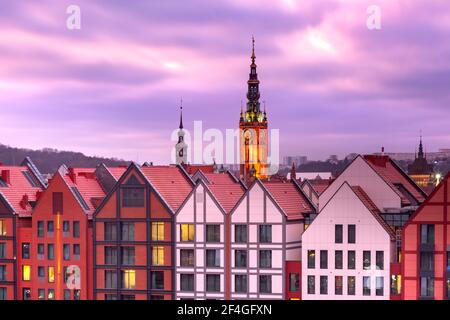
{"left": 107, "top": 167, "right": 127, "bottom": 180}
{"left": 182, "top": 164, "right": 215, "bottom": 175}
{"left": 351, "top": 185, "right": 395, "bottom": 240}
{"left": 262, "top": 181, "right": 315, "bottom": 220}
{"left": 363, "top": 155, "right": 426, "bottom": 206}
{"left": 140, "top": 165, "right": 193, "bottom": 213}
{"left": 306, "top": 178, "right": 334, "bottom": 195}
{"left": 201, "top": 172, "right": 245, "bottom": 213}
{"left": 0, "top": 165, "right": 44, "bottom": 217}
{"left": 62, "top": 168, "right": 106, "bottom": 217}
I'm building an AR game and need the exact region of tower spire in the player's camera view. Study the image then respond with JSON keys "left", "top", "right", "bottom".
{"left": 418, "top": 131, "right": 424, "bottom": 159}
{"left": 179, "top": 98, "right": 183, "bottom": 130}
{"left": 251, "top": 35, "right": 256, "bottom": 64}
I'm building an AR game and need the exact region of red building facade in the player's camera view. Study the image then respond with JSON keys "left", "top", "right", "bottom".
{"left": 402, "top": 173, "right": 450, "bottom": 300}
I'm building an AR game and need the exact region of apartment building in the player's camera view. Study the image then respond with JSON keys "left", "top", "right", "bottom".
{"left": 175, "top": 170, "right": 246, "bottom": 299}
{"left": 302, "top": 182, "right": 396, "bottom": 300}
{"left": 93, "top": 163, "right": 193, "bottom": 300}
{"left": 402, "top": 173, "right": 450, "bottom": 300}
{"left": 230, "top": 179, "right": 315, "bottom": 300}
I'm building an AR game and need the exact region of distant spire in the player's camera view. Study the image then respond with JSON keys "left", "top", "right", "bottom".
{"left": 179, "top": 99, "right": 183, "bottom": 130}
{"left": 418, "top": 131, "right": 424, "bottom": 159}
{"left": 251, "top": 35, "right": 256, "bottom": 64}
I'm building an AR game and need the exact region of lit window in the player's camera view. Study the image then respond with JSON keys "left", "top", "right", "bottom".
{"left": 0, "top": 220, "right": 6, "bottom": 236}
{"left": 122, "top": 270, "right": 136, "bottom": 289}
{"left": 180, "top": 224, "right": 194, "bottom": 242}
{"left": 48, "top": 267, "right": 55, "bottom": 283}
{"left": 48, "top": 289, "right": 55, "bottom": 300}
{"left": 152, "top": 246, "right": 164, "bottom": 266}
{"left": 152, "top": 222, "right": 165, "bottom": 241}
{"left": 391, "top": 275, "right": 402, "bottom": 296}
{"left": 22, "top": 265, "right": 31, "bottom": 281}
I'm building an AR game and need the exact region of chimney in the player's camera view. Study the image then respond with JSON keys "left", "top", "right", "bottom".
{"left": 20, "top": 194, "right": 29, "bottom": 210}
{"left": 381, "top": 146, "right": 385, "bottom": 155}
{"left": 68, "top": 168, "right": 76, "bottom": 183}
{"left": 290, "top": 163, "right": 296, "bottom": 181}
{"left": 35, "top": 190, "right": 43, "bottom": 201}
{"left": 1, "top": 170, "right": 11, "bottom": 185}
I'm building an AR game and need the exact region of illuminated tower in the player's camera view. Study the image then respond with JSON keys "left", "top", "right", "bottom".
{"left": 175, "top": 103, "right": 188, "bottom": 165}
{"left": 239, "top": 37, "right": 268, "bottom": 180}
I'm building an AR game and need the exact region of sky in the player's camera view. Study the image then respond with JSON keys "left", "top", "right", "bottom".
{"left": 0, "top": 0, "right": 449, "bottom": 164}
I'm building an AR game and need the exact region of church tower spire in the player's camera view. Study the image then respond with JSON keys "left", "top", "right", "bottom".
{"left": 239, "top": 37, "right": 268, "bottom": 182}
{"left": 175, "top": 100, "right": 187, "bottom": 165}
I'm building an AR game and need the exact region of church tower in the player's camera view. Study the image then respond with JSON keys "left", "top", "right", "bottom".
{"left": 239, "top": 37, "right": 268, "bottom": 181}
{"left": 175, "top": 104, "right": 188, "bottom": 165}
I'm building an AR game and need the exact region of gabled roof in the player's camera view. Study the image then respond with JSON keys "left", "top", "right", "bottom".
{"left": 0, "top": 163, "right": 45, "bottom": 217}
{"left": 363, "top": 155, "right": 427, "bottom": 206}
{"left": 60, "top": 167, "right": 106, "bottom": 217}
{"left": 350, "top": 185, "right": 396, "bottom": 240}
{"left": 140, "top": 165, "right": 193, "bottom": 213}
{"left": 196, "top": 171, "right": 246, "bottom": 214}
{"left": 261, "top": 180, "right": 316, "bottom": 220}
{"left": 106, "top": 166, "right": 128, "bottom": 180}
{"left": 302, "top": 178, "right": 334, "bottom": 196}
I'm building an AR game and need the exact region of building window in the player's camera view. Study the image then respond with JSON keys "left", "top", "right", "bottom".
{"left": 307, "top": 250, "right": 315, "bottom": 269}
{"left": 22, "top": 265, "right": 31, "bottom": 281}
{"left": 420, "top": 252, "right": 434, "bottom": 272}
{"left": 63, "top": 221, "right": 70, "bottom": 236}
{"left": 320, "top": 276, "right": 328, "bottom": 295}
{"left": 73, "top": 221, "right": 80, "bottom": 238}
{"left": 180, "top": 249, "right": 194, "bottom": 267}
{"left": 150, "top": 271, "right": 164, "bottom": 290}
{"left": 47, "top": 244, "right": 55, "bottom": 260}
{"left": 64, "top": 289, "right": 71, "bottom": 300}
{"left": 0, "top": 243, "right": 5, "bottom": 259}
{"left": 363, "top": 276, "right": 371, "bottom": 296}
{"left": 259, "top": 275, "right": 271, "bottom": 294}
{"left": 105, "top": 247, "right": 118, "bottom": 265}
{"left": 38, "top": 266, "right": 45, "bottom": 280}
{"left": 420, "top": 276, "right": 434, "bottom": 298}
{"left": 47, "top": 289, "right": 54, "bottom": 300}
{"left": 47, "top": 221, "right": 54, "bottom": 237}
{"left": 180, "top": 274, "right": 194, "bottom": 291}
{"left": 121, "top": 294, "right": 135, "bottom": 300}
{"left": 307, "top": 275, "right": 315, "bottom": 294}
{"left": 152, "top": 222, "right": 165, "bottom": 241}
{"left": 37, "top": 244, "right": 44, "bottom": 260}
{"left": 363, "top": 251, "right": 371, "bottom": 270}
{"left": 335, "top": 224, "right": 343, "bottom": 243}
{"left": 0, "top": 266, "right": 5, "bottom": 281}
{"left": 348, "top": 276, "right": 356, "bottom": 295}
{"left": 206, "top": 274, "right": 220, "bottom": 292}
{"left": 48, "top": 266, "right": 55, "bottom": 283}
{"left": 376, "top": 251, "right": 384, "bottom": 270}
{"left": 37, "top": 221, "right": 44, "bottom": 237}
{"left": 320, "top": 250, "right": 328, "bottom": 269}
{"left": 206, "top": 249, "right": 220, "bottom": 267}
{"left": 235, "top": 225, "right": 248, "bottom": 243}
{"left": 289, "top": 273, "right": 300, "bottom": 292}
{"left": 74, "top": 289, "right": 80, "bottom": 300}
{"left": 73, "top": 244, "right": 80, "bottom": 260}
{"left": 348, "top": 250, "right": 356, "bottom": 269}
{"left": 235, "top": 250, "right": 247, "bottom": 268}
{"left": 104, "top": 222, "right": 117, "bottom": 241}
{"left": 259, "top": 250, "right": 272, "bottom": 268}
{"left": 206, "top": 224, "right": 220, "bottom": 242}
{"left": 122, "top": 188, "right": 145, "bottom": 207}
{"left": 391, "top": 275, "right": 401, "bottom": 296}
{"left": 376, "top": 277, "right": 384, "bottom": 296}
{"left": 235, "top": 275, "right": 247, "bottom": 293}
{"left": 105, "top": 294, "right": 117, "bottom": 300}
{"left": 348, "top": 225, "right": 356, "bottom": 244}
{"left": 22, "top": 243, "right": 30, "bottom": 259}
{"left": 121, "top": 222, "right": 135, "bottom": 241}
{"left": 259, "top": 225, "right": 272, "bottom": 243}
{"left": 420, "top": 224, "right": 435, "bottom": 245}
{"left": 152, "top": 246, "right": 164, "bottom": 266}
{"left": 121, "top": 270, "right": 136, "bottom": 289}
{"left": 335, "top": 250, "right": 343, "bottom": 269}
{"left": 0, "top": 220, "right": 5, "bottom": 236}
{"left": 180, "top": 224, "right": 194, "bottom": 242}
{"left": 105, "top": 270, "right": 117, "bottom": 289}
{"left": 0, "top": 288, "right": 6, "bottom": 300}
{"left": 121, "top": 247, "right": 135, "bottom": 265}
{"left": 63, "top": 244, "right": 70, "bottom": 261}
{"left": 23, "top": 288, "right": 31, "bottom": 300}
{"left": 335, "top": 276, "right": 343, "bottom": 295}
{"left": 38, "top": 289, "right": 45, "bottom": 300}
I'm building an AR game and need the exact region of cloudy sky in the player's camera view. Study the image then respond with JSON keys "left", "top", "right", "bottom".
{"left": 0, "top": 0, "right": 449, "bottom": 164}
